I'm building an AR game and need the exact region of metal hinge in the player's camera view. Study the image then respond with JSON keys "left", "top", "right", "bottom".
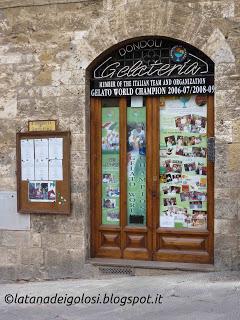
{"left": 207, "top": 137, "right": 215, "bottom": 162}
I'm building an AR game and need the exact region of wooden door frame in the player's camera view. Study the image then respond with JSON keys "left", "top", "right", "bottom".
{"left": 90, "top": 95, "right": 214, "bottom": 264}
{"left": 90, "top": 97, "right": 153, "bottom": 260}
{"left": 152, "top": 95, "right": 214, "bottom": 264}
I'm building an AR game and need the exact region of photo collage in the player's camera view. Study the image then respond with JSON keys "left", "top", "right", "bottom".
{"left": 101, "top": 107, "right": 120, "bottom": 225}
{"left": 159, "top": 95, "right": 208, "bottom": 229}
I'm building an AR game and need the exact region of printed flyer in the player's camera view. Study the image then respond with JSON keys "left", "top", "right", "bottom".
{"left": 127, "top": 106, "right": 146, "bottom": 226}
{"left": 101, "top": 107, "right": 120, "bottom": 225}
{"left": 159, "top": 95, "right": 208, "bottom": 229}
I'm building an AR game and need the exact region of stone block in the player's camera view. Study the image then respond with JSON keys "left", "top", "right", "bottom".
{"left": 30, "top": 232, "right": 41, "bottom": 247}
{"left": 35, "top": 69, "right": 52, "bottom": 86}
{"left": 1, "top": 230, "right": 30, "bottom": 247}
{"left": 69, "top": 114, "right": 85, "bottom": 134}
{"left": 0, "top": 89, "right": 17, "bottom": 119}
{"left": 214, "top": 249, "right": 233, "bottom": 270}
{"left": 41, "top": 233, "right": 68, "bottom": 249}
{"left": 227, "top": 143, "right": 240, "bottom": 171}
{"left": 232, "top": 119, "right": 240, "bottom": 142}
{"left": 44, "top": 248, "right": 60, "bottom": 267}
{"left": 71, "top": 134, "right": 88, "bottom": 152}
{"left": 52, "top": 70, "right": 72, "bottom": 86}
{"left": 215, "top": 120, "right": 232, "bottom": 143}
{"left": 0, "top": 266, "right": 16, "bottom": 282}
{"left": 215, "top": 219, "right": 240, "bottom": 235}
{"left": 20, "top": 247, "right": 44, "bottom": 265}
{"left": 215, "top": 199, "right": 238, "bottom": 219}
{"left": 215, "top": 234, "right": 238, "bottom": 251}
{"left": 65, "top": 234, "right": 84, "bottom": 250}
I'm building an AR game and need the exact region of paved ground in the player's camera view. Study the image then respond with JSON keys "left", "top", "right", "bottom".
{"left": 0, "top": 271, "right": 239, "bottom": 320}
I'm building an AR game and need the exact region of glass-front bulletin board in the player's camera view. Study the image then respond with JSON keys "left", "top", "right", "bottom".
{"left": 16, "top": 131, "right": 71, "bottom": 214}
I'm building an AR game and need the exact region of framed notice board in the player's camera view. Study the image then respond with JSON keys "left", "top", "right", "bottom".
{"left": 16, "top": 131, "right": 71, "bottom": 214}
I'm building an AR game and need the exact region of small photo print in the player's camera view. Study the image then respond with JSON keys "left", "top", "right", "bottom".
{"left": 192, "top": 147, "right": 207, "bottom": 158}
{"left": 176, "top": 146, "right": 184, "bottom": 156}
{"left": 162, "top": 186, "right": 170, "bottom": 194}
{"left": 189, "top": 135, "right": 202, "bottom": 145}
{"left": 103, "top": 198, "right": 116, "bottom": 208}
{"left": 164, "top": 174, "right": 182, "bottom": 183}
{"left": 191, "top": 210, "right": 207, "bottom": 228}
{"left": 175, "top": 115, "right": 207, "bottom": 133}
{"left": 176, "top": 147, "right": 193, "bottom": 157}
{"left": 180, "top": 192, "right": 190, "bottom": 202}
{"left": 171, "top": 174, "right": 182, "bottom": 183}
{"left": 177, "top": 135, "right": 202, "bottom": 146}
{"left": 189, "top": 191, "right": 207, "bottom": 201}
{"left": 106, "top": 211, "right": 119, "bottom": 222}
{"left": 172, "top": 163, "right": 182, "bottom": 173}
{"left": 170, "top": 186, "right": 181, "bottom": 194}
{"left": 160, "top": 174, "right": 167, "bottom": 183}
{"left": 29, "top": 181, "right": 56, "bottom": 202}
{"left": 160, "top": 147, "right": 175, "bottom": 157}
{"left": 189, "top": 201, "right": 203, "bottom": 209}
{"left": 165, "top": 135, "right": 176, "bottom": 147}
{"left": 102, "top": 173, "right": 115, "bottom": 183}
{"left": 102, "top": 129, "right": 119, "bottom": 151}
{"left": 184, "top": 162, "right": 196, "bottom": 172}
{"left": 162, "top": 160, "right": 182, "bottom": 173}
{"left": 196, "top": 163, "right": 207, "bottom": 175}
{"left": 162, "top": 186, "right": 181, "bottom": 195}
{"left": 106, "top": 187, "right": 120, "bottom": 197}
{"left": 183, "top": 147, "right": 193, "bottom": 157}
{"left": 200, "top": 177, "right": 207, "bottom": 188}
{"left": 182, "top": 185, "right": 189, "bottom": 192}
{"left": 163, "top": 198, "right": 177, "bottom": 206}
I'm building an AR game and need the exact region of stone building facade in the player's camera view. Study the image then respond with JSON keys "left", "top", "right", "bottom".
{"left": 0, "top": 0, "right": 240, "bottom": 281}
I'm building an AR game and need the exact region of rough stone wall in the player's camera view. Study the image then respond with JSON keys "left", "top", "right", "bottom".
{"left": 0, "top": 0, "right": 239, "bottom": 281}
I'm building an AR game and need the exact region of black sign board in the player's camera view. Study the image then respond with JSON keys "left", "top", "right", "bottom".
{"left": 90, "top": 37, "right": 214, "bottom": 97}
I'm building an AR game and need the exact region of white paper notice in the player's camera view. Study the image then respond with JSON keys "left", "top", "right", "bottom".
{"left": 21, "top": 139, "right": 34, "bottom": 162}
{"left": 160, "top": 215, "right": 175, "bottom": 228}
{"left": 34, "top": 159, "right": 49, "bottom": 180}
{"left": 21, "top": 160, "right": 35, "bottom": 181}
{"left": 35, "top": 139, "right": 49, "bottom": 160}
{"left": 49, "top": 159, "right": 63, "bottom": 180}
{"left": 49, "top": 138, "right": 63, "bottom": 160}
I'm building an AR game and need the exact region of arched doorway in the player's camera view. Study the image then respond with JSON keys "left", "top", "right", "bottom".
{"left": 89, "top": 37, "right": 214, "bottom": 263}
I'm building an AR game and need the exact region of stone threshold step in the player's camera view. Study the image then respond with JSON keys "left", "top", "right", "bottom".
{"left": 87, "top": 258, "right": 215, "bottom": 272}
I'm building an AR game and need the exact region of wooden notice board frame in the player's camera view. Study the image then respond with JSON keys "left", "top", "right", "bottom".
{"left": 16, "top": 131, "right": 71, "bottom": 214}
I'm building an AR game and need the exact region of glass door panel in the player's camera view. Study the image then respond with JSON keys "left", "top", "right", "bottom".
{"left": 127, "top": 97, "right": 146, "bottom": 226}
{"left": 101, "top": 99, "right": 120, "bottom": 225}
{"left": 159, "top": 95, "right": 208, "bottom": 229}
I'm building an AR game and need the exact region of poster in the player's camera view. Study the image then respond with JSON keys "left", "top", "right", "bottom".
{"left": 21, "top": 139, "right": 34, "bottom": 162}
{"left": 159, "top": 95, "right": 208, "bottom": 229}
{"left": 127, "top": 106, "right": 146, "bottom": 225}
{"left": 49, "top": 138, "right": 63, "bottom": 160}
{"left": 49, "top": 159, "right": 63, "bottom": 180}
{"left": 101, "top": 107, "right": 120, "bottom": 225}
{"left": 28, "top": 181, "right": 56, "bottom": 202}
{"left": 21, "top": 137, "right": 63, "bottom": 182}
{"left": 34, "top": 139, "right": 49, "bottom": 160}
{"left": 21, "top": 160, "right": 35, "bottom": 181}
{"left": 21, "top": 139, "right": 35, "bottom": 181}
{"left": 34, "top": 158, "right": 49, "bottom": 181}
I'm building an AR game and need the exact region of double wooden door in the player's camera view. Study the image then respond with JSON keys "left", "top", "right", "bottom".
{"left": 90, "top": 95, "right": 214, "bottom": 264}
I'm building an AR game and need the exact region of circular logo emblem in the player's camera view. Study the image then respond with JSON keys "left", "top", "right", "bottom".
{"left": 170, "top": 45, "right": 187, "bottom": 63}
{"left": 195, "top": 95, "right": 207, "bottom": 106}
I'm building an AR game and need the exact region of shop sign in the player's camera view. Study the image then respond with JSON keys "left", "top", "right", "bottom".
{"left": 90, "top": 38, "right": 214, "bottom": 97}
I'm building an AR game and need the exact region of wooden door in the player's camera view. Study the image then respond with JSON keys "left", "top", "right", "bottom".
{"left": 90, "top": 96, "right": 152, "bottom": 260}
{"left": 91, "top": 95, "right": 214, "bottom": 264}
{"left": 152, "top": 95, "right": 214, "bottom": 264}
